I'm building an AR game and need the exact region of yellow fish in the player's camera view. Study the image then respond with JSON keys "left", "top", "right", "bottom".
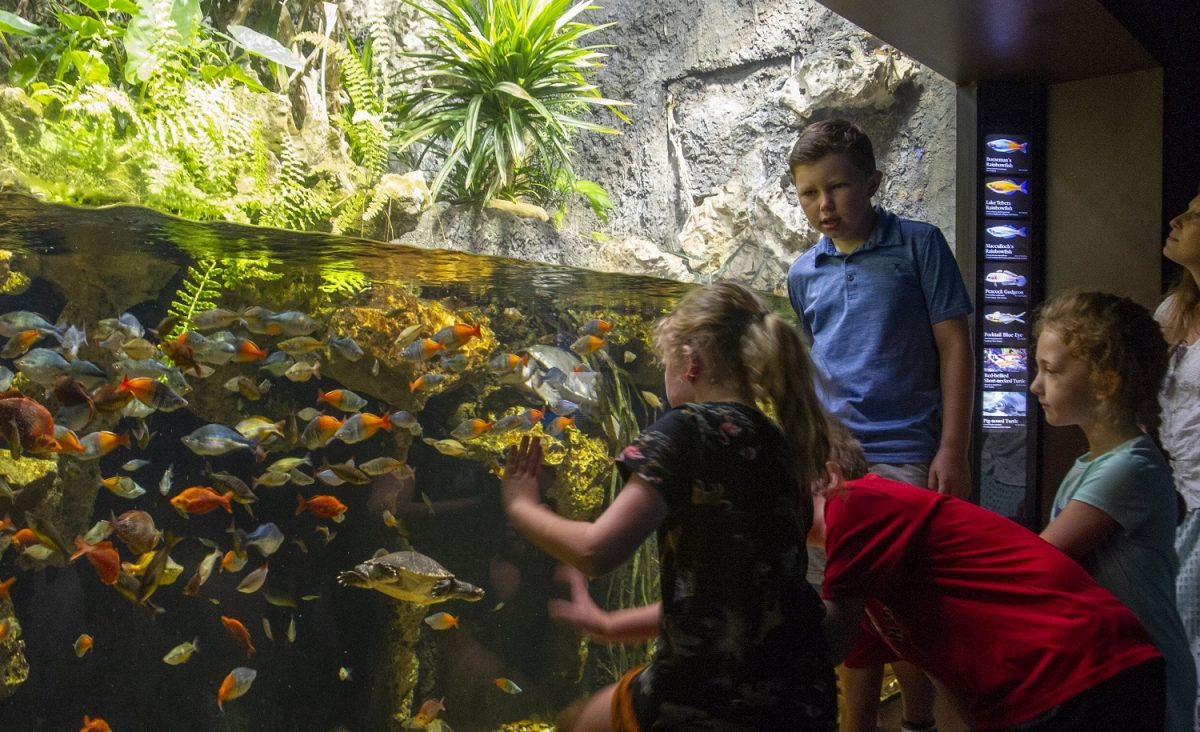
{"left": 163, "top": 637, "right": 200, "bottom": 665}
{"left": 986, "top": 179, "right": 1028, "bottom": 195}
{"left": 423, "top": 438, "right": 468, "bottom": 457}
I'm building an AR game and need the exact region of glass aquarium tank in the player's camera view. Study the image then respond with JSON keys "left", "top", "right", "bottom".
{"left": 0, "top": 193, "right": 771, "bottom": 731}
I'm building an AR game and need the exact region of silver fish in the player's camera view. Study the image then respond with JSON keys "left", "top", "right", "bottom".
{"left": 181, "top": 424, "right": 258, "bottom": 457}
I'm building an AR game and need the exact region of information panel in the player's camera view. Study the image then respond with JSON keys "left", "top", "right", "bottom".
{"left": 973, "top": 86, "right": 1045, "bottom": 530}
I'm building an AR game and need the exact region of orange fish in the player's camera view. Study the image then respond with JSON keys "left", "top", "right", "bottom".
{"left": 548, "top": 416, "right": 575, "bottom": 437}
{"left": 116, "top": 376, "right": 186, "bottom": 411}
{"left": 316, "top": 389, "right": 365, "bottom": 412}
{"left": 301, "top": 415, "right": 344, "bottom": 449}
{"left": 1, "top": 328, "right": 44, "bottom": 358}
{"left": 0, "top": 515, "right": 11, "bottom": 533}
{"left": 160, "top": 335, "right": 202, "bottom": 375}
{"left": 90, "top": 382, "right": 134, "bottom": 414}
{"left": 333, "top": 412, "right": 392, "bottom": 444}
{"left": 570, "top": 335, "right": 605, "bottom": 356}
{"left": 0, "top": 576, "right": 15, "bottom": 603}
{"left": 450, "top": 418, "right": 492, "bottom": 440}
{"left": 581, "top": 318, "right": 612, "bottom": 336}
{"left": 217, "top": 666, "right": 257, "bottom": 711}
{"left": 80, "top": 715, "right": 112, "bottom": 732}
{"left": 221, "top": 550, "right": 247, "bottom": 574}
{"left": 494, "top": 677, "right": 523, "bottom": 694}
{"left": 413, "top": 697, "right": 446, "bottom": 724}
{"left": 55, "top": 428, "right": 85, "bottom": 454}
{"left": 11, "top": 528, "right": 40, "bottom": 549}
{"left": 170, "top": 487, "right": 234, "bottom": 516}
{"left": 74, "top": 633, "right": 93, "bottom": 657}
{"left": 0, "top": 390, "right": 59, "bottom": 456}
{"left": 0, "top": 618, "right": 8, "bottom": 642}
{"left": 423, "top": 612, "right": 459, "bottom": 630}
{"left": 408, "top": 374, "right": 448, "bottom": 393}
{"left": 432, "top": 323, "right": 482, "bottom": 350}
{"left": 400, "top": 338, "right": 445, "bottom": 361}
{"left": 71, "top": 538, "right": 121, "bottom": 585}
{"left": 488, "top": 352, "right": 528, "bottom": 372}
{"left": 235, "top": 338, "right": 267, "bottom": 362}
{"left": 83, "top": 430, "right": 131, "bottom": 457}
{"left": 295, "top": 494, "right": 348, "bottom": 523}
{"left": 220, "top": 615, "right": 256, "bottom": 659}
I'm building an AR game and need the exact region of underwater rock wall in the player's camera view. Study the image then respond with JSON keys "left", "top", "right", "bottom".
{"left": 389, "top": 0, "right": 957, "bottom": 295}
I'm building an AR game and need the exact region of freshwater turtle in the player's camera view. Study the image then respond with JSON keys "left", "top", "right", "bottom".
{"left": 337, "top": 550, "right": 485, "bottom": 604}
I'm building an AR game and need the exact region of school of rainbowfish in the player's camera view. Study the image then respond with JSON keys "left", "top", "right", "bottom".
{"left": 0, "top": 304, "right": 628, "bottom": 732}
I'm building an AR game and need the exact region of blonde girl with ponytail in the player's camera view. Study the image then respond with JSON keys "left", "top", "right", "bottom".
{"left": 502, "top": 281, "right": 837, "bottom": 732}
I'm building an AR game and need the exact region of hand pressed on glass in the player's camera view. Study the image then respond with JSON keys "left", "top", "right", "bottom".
{"left": 500, "top": 435, "right": 543, "bottom": 509}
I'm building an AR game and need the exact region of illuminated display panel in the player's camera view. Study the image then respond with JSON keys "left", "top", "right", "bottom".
{"left": 973, "top": 86, "right": 1045, "bottom": 530}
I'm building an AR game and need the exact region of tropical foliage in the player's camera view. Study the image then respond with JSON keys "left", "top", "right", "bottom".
{"left": 393, "top": 0, "right": 628, "bottom": 204}
{"left": 0, "top": 0, "right": 625, "bottom": 231}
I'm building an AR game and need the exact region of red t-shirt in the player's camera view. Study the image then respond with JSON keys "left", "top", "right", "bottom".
{"left": 822, "top": 475, "right": 1161, "bottom": 730}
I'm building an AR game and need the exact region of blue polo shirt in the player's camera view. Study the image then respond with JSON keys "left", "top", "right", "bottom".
{"left": 787, "top": 208, "right": 971, "bottom": 463}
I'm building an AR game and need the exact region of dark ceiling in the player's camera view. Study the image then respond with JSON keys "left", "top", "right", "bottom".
{"left": 812, "top": 0, "right": 1172, "bottom": 85}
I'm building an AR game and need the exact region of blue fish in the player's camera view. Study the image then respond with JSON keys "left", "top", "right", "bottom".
{"left": 986, "top": 138, "right": 1027, "bottom": 154}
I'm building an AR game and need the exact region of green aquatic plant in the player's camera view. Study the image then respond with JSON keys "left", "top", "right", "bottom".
{"left": 166, "top": 258, "right": 227, "bottom": 338}
{"left": 393, "top": 0, "right": 629, "bottom": 205}
{"left": 317, "top": 261, "right": 370, "bottom": 296}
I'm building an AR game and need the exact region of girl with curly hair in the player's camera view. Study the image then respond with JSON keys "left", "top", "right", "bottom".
{"left": 1034, "top": 291, "right": 1195, "bottom": 731}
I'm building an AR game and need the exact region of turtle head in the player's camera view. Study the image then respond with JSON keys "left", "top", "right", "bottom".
{"left": 432, "top": 578, "right": 486, "bottom": 602}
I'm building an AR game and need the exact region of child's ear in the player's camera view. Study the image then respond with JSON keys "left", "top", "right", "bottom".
{"left": 866, "top": 170, "right": 882, "bottom": 197}
{"left": 1093, "top": 369, "right": 1121, "bottom": 401}
{"left": 815, "top": 460, "right": 844, "bottom": 495}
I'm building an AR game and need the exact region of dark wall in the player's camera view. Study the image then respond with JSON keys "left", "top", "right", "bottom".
{"left": 1100, "top": 0, "right": 1200, "bottom": 292}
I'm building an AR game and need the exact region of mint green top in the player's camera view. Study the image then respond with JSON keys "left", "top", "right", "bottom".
{"left": 1052, "top": 435, "right": 1196, "bottom": 731}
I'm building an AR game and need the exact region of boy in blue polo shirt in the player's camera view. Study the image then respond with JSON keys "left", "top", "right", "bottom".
{"left": 786, "top": 119, "right": 974, "bottom": 732}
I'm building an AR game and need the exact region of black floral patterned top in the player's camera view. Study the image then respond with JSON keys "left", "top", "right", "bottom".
{"left": 615, "top": 402, "right": 837, "bottom": 731}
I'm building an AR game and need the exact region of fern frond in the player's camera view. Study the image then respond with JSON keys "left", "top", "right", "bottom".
{"left": 258, "top": 135, "right": 331, "bottom": 229}
{"left": 167, "top": 258, "right": 227, "bottom": 338}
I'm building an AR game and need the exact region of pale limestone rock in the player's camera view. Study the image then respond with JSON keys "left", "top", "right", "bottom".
{"left": 677, "top": 180, "right": 749, "bottom": 274}
{"left": 376, "top": 172, "right": 431, "bottom": 217}
{"left": 778, "top": 45, "right": 918, "bottom": 122}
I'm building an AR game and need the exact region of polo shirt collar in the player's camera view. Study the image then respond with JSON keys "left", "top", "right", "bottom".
{"left": 813, "top": 206, "right": 898, "bottom": 259}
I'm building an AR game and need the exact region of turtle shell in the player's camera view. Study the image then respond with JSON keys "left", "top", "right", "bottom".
{"left": 373, "top": 551, "right": 452, "bottom": 580}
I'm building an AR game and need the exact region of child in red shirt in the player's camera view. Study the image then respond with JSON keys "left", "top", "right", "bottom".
{"left": 813, "top": 427, "right": 1165, "bottom": 731}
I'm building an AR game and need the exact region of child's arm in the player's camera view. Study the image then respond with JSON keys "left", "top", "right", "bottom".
{"left": 502, "top": 436, "right": 668, "bottom": 578}
{"left": 1040, "top": 500, "right": 1121, "bottom": 560}
{"left": 821, "top": 597, "right": 867, "bottom": 664}
{"left": 930, "top": 314, "right": 974, "bottom": 498}
{"left": 549, "top": 564, "right": 661, "bottom": 643}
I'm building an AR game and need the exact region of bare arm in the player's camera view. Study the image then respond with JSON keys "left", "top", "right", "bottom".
{"left": 549, "top": 565, "right": 661, "bottom": 643}
{"left": 930, "top": 315, "right": 974, "bottom": 498}
{"left": 502, "top": 436, "right": 667, "bottom": 578}
{"left": 822, "top": 597, "right": 867, "bottom": 664}
{"left": 1040, "top": 500, "right": 1122, "bottom": 561}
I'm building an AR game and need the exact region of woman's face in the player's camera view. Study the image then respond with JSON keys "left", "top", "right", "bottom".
{"left": 1164, "top": 192, "right": 1200, "bottom": 269}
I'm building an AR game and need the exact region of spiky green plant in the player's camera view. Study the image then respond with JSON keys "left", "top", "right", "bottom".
{"left": 393, "top": 0, "right": 629, "bottom": 204}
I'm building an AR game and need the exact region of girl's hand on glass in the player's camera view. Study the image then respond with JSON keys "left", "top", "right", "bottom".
{"left": 547, "top": 564, "right": 608, "bottom": 638}
{"left": 501, "top": 435, "right": 543, "bottom": 509}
